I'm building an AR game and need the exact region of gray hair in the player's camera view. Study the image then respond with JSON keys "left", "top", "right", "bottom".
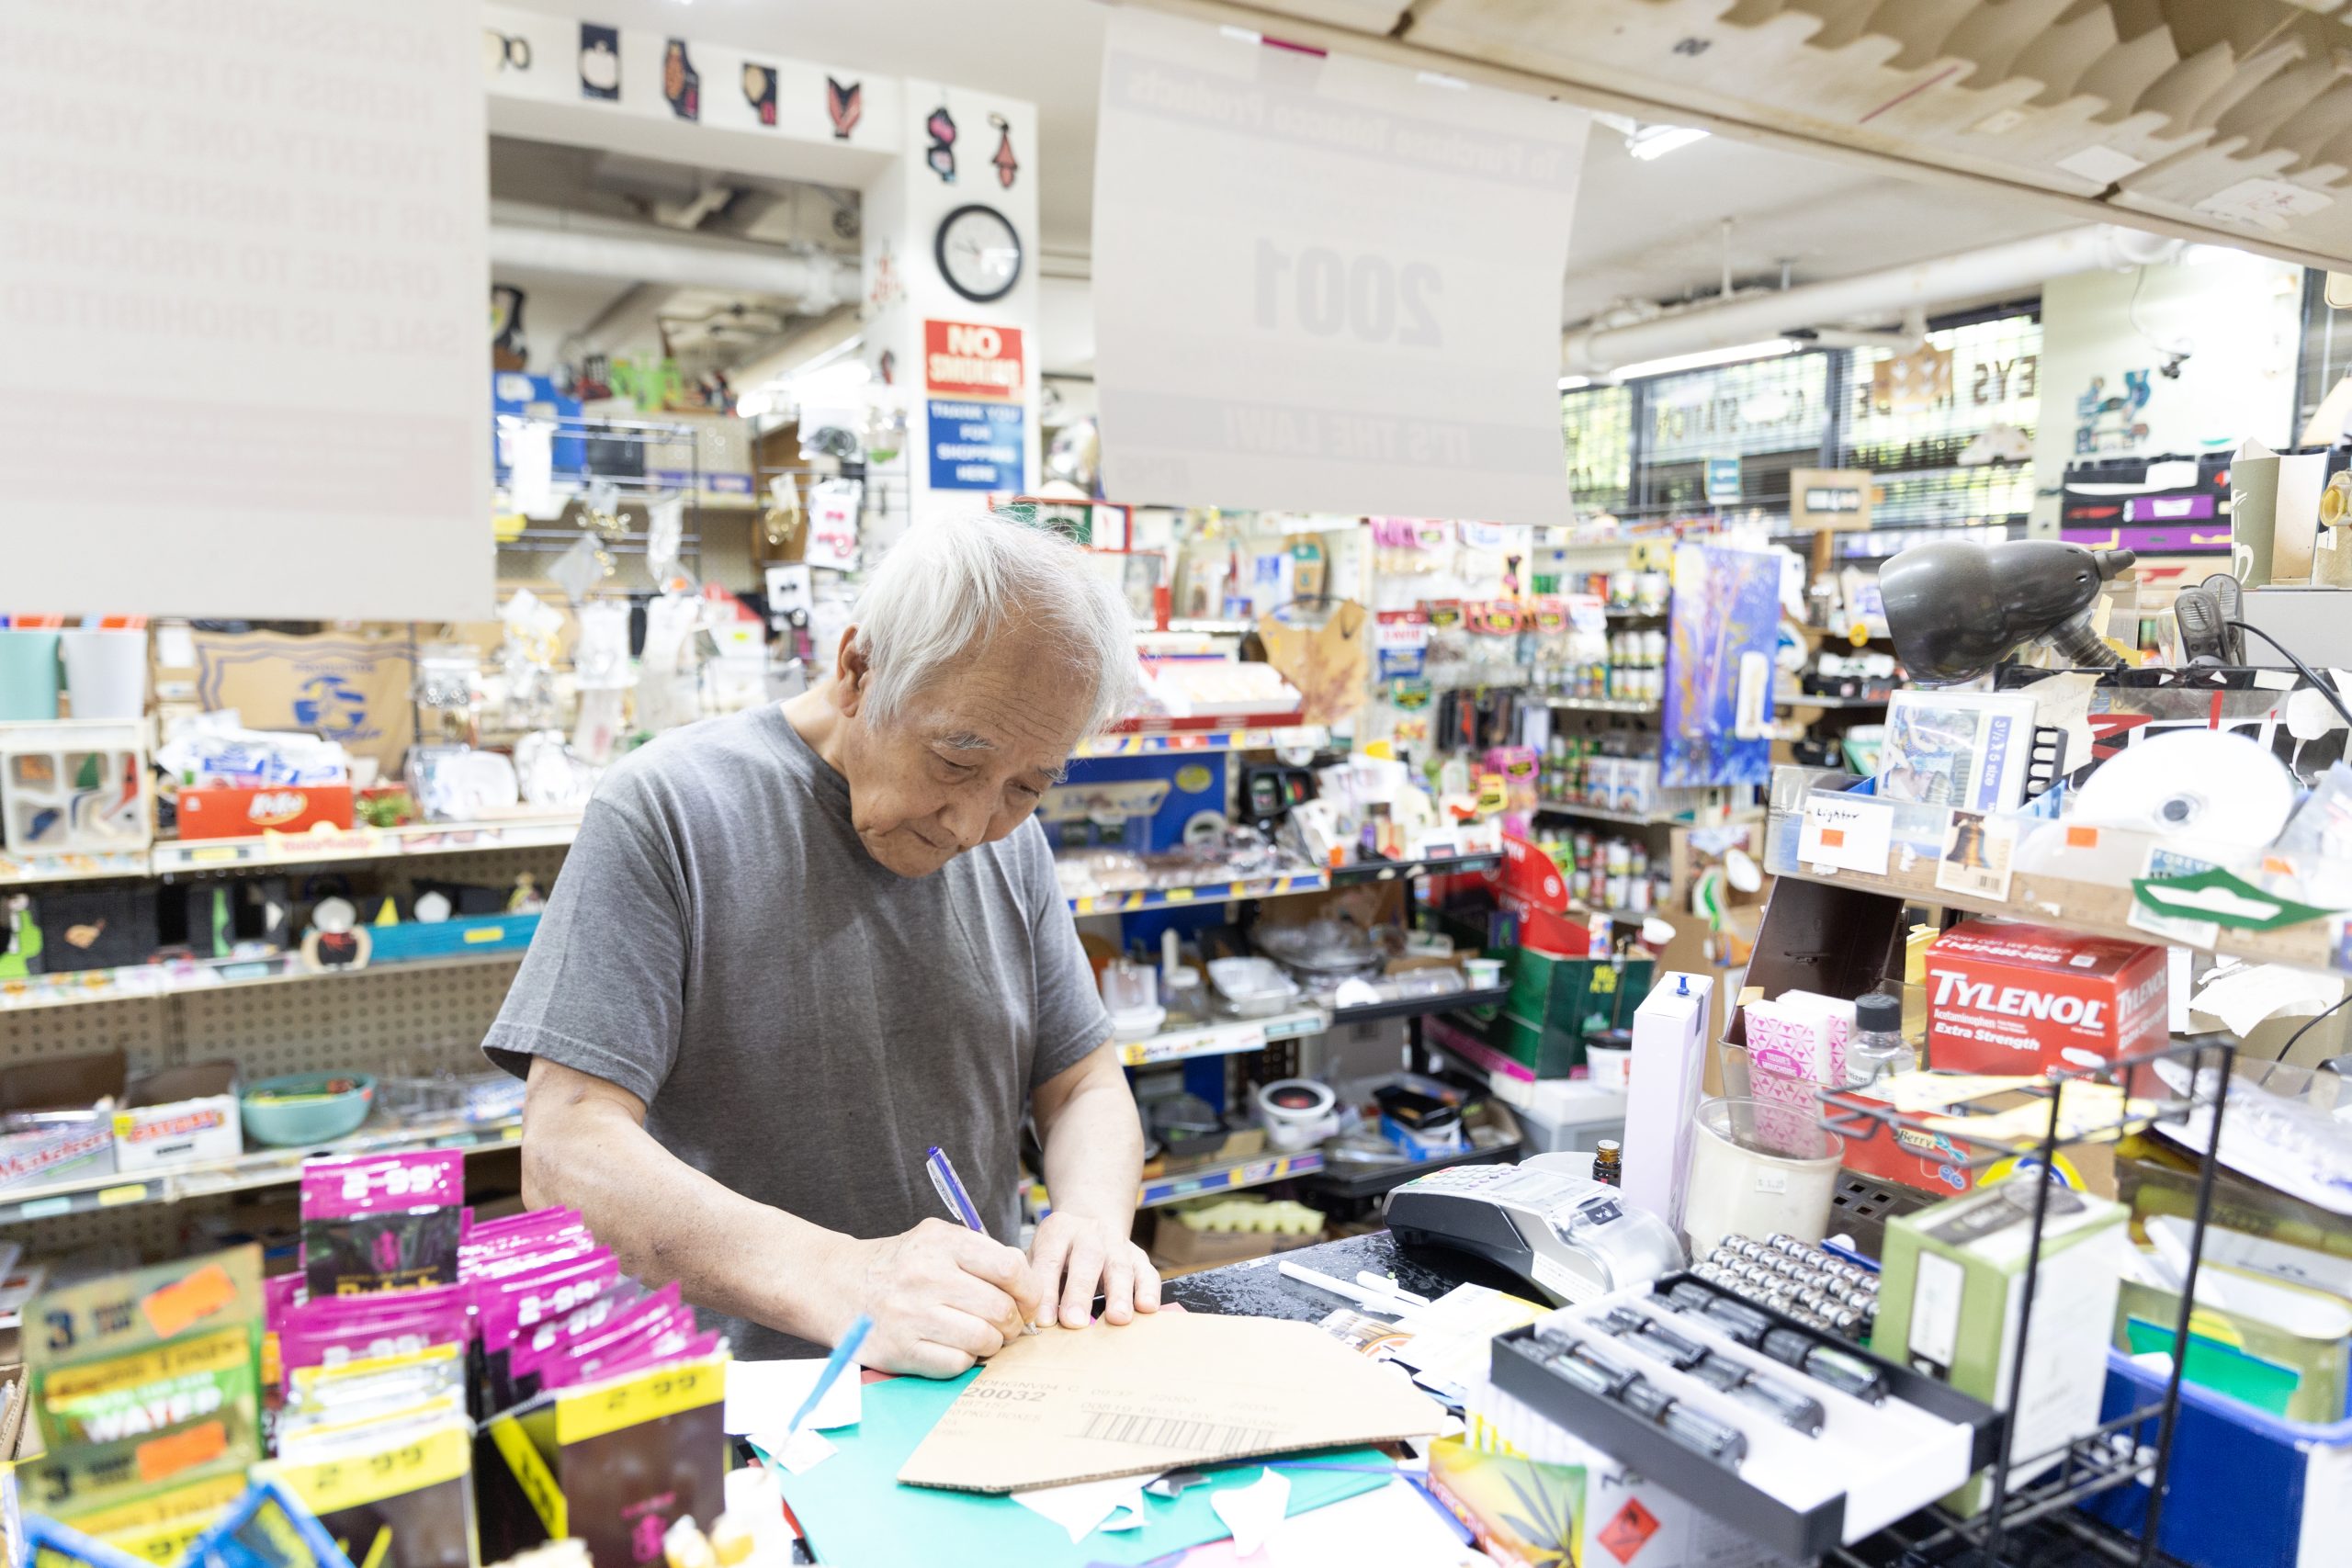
{"left": 849, "top": 513, "right": 1138, "bottom": 735}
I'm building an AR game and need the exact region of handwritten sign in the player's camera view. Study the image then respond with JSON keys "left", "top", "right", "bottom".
{"left": 1798, "top": 795, "right": 1894, "bottom": 875}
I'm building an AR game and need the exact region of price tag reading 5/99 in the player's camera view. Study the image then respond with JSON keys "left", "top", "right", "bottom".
{"left": 1093, "top": 9, "right": 1589, "bottom": 525}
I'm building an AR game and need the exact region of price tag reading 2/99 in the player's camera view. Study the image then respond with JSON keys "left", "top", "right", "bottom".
{"left": 1255, "top": 242, "right": 1441, "bottom": 347}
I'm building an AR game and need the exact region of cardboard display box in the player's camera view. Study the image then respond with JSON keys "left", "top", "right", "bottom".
{"left": 175, "top": 784, "right": 355, "bottom": 840}
{"left": 187, "top": 632, "right": 416, "bottom": 777}
{"left": 112, "top": 1062, "right": 242, "bottom": 1173}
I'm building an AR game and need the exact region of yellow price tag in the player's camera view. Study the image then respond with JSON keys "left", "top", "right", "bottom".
{"left": 555, "top": 1354, "right": 725, "bottom": 1447}
{"left": 270, "top": 1425, "right": 471, "bottom": 1516}
{"left": 96, "top": 1184, "right": 149, "bottom": 1207}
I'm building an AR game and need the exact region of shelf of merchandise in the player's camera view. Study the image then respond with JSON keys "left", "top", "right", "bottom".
{"left": 1533, "top": 800, "right": 1693, "bottom": 829}
{"left": 1138, "top": 1148, "right": 1324, "bottom": 1209}
{"left": 0, "top": 1113, "right": 523, "bottom": 1225}
{"left": 1773, "top": 694, "right": 1892, "bottom": 711}
{"left": 1116, "top": 1009, "right": 1329, "bottom": 1068}
{"left": 1326, "top": 850, "right": 1501, "bottom": 886}
{"left": 1329, "top": 982, "right": 1510, "bottom": 1026}
{"left": 1067, "top": 868, "right": 1329, "bottom": 915}
{"left": 1601, "top": 608, "right": 1667, "bottom": 622}
{"left": 1543, "top": 696, "right": 1660, "bottom": 715}
{"left": 0, "top": 947, "right": 527, "bottom": 1014}
{"left": 0, "top": 848, "right": 153, "bottom": 888}
{"left": 4, "top": 816, "right": 586, "bottom": 889}
{"left": 1305, "top": 1134, "right": 1522, "bottom": 1201}
{"left": 1072, "top": 724, "right": 1328, "bottom": 759}
{"left": 150, "top": 814, "right": 585, "bottom": 874}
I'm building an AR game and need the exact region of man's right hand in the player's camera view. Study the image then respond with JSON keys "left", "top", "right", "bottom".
{"left": 827, "top": 1218, "right": 1046, "bottom": 1377}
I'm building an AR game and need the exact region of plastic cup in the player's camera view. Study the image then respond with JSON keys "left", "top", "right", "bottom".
{"left": 0, "top": 631, "right": 61, "bottom": 720}
{"left": 1679, "top": 1095, "right": 1845, "bottom": 1258}
{"left": 59, "top": 630, "right": 147, "bottom": 719}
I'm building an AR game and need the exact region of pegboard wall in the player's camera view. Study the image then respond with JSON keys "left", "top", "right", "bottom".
{"left": 175, "top": 956, "right": 526, "bottom": 1077}
{"left": 0, "top": 841, "right": 570, "bottom": 1072}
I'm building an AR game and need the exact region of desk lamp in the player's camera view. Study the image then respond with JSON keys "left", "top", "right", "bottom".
{"left": 1879, "top": 539, "right": 2135, "bottom": 683}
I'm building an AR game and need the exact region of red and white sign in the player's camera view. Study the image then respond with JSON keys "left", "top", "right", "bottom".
{"left": 924, "top": 320, "right": 1024, "bottom": 400}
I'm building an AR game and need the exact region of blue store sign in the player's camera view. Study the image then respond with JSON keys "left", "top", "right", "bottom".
{"left": 928, "top": 400, "right": 1025, "bottom": 491}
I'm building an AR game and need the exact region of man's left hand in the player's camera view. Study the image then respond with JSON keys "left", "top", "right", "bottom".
{"left": 1027, "top": 1209, "right": 1160, "bottom": 1328}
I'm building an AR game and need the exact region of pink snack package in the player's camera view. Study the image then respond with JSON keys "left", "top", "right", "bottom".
{"left": 460, "top": 1222, "right": 593, "bottom": 1278}
{"left": 548, "top": 1328, "right": 722, "bottom": 1392}
{"left": 507, "top": 1281, "right": 672, "bottom": 1386}
{"left": 264, "top": 1273, "right": 307, "bottom": 1333}
{"left": 278, "top": 1285, "right": 469, "bottom": 1387}
{"left": 300, "top": 1149, "right": 467, "bottom": 1297}
{"left": 539, "top": 1299, "right": 701, "bottom": 1391}
{"left": 475, "top": 1250, "right": 622, "bottom": 1354}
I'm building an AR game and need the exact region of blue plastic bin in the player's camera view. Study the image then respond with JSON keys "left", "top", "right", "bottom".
{"left": 2083, "top": 1348, "right": 2352, "bottom": 1567}
{"left": 369, "top": 911, "right": 539, "bottom": 964}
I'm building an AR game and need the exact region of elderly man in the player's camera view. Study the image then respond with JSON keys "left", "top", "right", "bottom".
{"left": 486, "top": 513, "right": 1155, "bottom": 1376}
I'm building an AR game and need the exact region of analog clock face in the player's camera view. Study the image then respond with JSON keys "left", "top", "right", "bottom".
{"left": 935, "top": 204, "right": 1023, "bottom": 303}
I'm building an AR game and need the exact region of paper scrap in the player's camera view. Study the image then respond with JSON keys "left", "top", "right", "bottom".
{"left": 1211, "top": 1469, "right": 1291, "bottom": 1558}
{"left": 726, "top": 1359, "right": 862, "bottom": 1435}
{"left": 2288, "top": 675, "right": 2352, "bottom": 739}
{"left": 1012, "top": 1474, "right": 1149, "bottom": 1544}
{"left": 1259, "top": 1478, "right": 1484, "bottom": 1568}
{"left": 2189, "top": 962, "right": 2346, "bottom": 1039}
{"left": 767, "top": 1427, "right": 837, "bottom": 1475}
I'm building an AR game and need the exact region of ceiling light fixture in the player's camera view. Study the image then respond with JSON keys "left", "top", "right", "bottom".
{"left": 1557, "top": 375, "right": 1593, "bottom": 391}
{"left": 1606, "top": 338, "right": 1800, "bottom": 381}
{"left": 1629, "top": 125, "right": 1709, "bottom": 161}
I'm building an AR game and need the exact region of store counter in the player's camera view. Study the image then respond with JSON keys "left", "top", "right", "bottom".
{"left": 1161, "top": 1228, "right": 1526, "bottom": 1319}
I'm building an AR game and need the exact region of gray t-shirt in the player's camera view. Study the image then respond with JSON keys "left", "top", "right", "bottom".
{"left": 483, "top": 703, "right": 1110, "bottom": 1358}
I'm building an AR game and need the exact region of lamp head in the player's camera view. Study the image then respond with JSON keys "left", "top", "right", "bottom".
{"left": 1880, "top": 539, "right": 2135, "bottom": 683}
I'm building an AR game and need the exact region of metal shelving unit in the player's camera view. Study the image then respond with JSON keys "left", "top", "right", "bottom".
{"left": 1815, "top": 1025, "right": 2233, "bottom": 1568}
{"left": 0, "top": 1113, "right": 522, "bottom": 1225}
{"left": 1138, "top": 1148, "right": 1324, "bottom": 1209}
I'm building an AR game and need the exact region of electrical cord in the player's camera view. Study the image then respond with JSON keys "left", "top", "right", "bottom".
{"left": 2264, "top": 989, "right": 2352, "bottom": 1073}
{"left": 2225, "top": 620, "right": 2352, "bottom": 731}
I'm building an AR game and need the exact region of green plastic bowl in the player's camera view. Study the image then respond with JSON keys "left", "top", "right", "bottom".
{"left": 241, "top": 1073, "right": 376, "bottom": 1147}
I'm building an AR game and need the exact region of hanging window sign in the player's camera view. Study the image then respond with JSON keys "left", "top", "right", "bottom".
{"left": 1092, "top": 9, "right": 1587, "bottom": 524}
{"left": 1792, "top": 468, "right": 1874, "bottom": 533}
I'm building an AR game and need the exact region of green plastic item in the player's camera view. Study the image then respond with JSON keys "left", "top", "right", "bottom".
{"left": 241, "top": 1073, "right": 375, "bottom": 1146}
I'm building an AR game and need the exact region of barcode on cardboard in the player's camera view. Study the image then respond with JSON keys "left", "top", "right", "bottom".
{"left": 1076, "top": 1409, "right": 1276, "bottom": 1452}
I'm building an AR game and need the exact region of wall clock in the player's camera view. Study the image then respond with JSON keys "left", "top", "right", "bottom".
{"left": 935, "top": 203, "right": 1022, "bottom": 303}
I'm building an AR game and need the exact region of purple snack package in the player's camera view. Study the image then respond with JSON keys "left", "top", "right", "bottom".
{"left": 278, "top": 1285, "right": 469, "bottom": 1387}
{"left": 300, "top": 1150, "right": 467, "bottom": 1297}
{"left": 507, "top": 1280, "right": 669, "bottom": 1385}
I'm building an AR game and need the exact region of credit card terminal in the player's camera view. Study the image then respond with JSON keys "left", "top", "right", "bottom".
{"left": 1384, "top": 1162, "right": 1685, "bottom": 1305}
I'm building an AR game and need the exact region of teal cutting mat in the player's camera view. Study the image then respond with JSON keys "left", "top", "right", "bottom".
{"left": 775, "top": 1369, "right": 1393, "bottom": 1567}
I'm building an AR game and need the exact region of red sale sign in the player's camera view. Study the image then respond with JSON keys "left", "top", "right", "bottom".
{"left": 924, "top": 320, "right": 1024, "bottom": 400}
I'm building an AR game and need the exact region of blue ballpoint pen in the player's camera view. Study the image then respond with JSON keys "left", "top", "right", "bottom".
{"left": 925, "top": 1145, "right": 988, "bottom": 1234}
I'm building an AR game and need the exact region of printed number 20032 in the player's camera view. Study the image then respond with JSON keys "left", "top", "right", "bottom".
{"left": 1255, "top": 239, "right": 1441, "bottom": 347}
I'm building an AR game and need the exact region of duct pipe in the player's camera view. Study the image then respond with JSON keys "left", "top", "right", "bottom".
{"left": 489, "top": 214, "right": 858, "bottom": 315}
{"left": 1563, "top": 224, "right": 2180, "bottom": 376}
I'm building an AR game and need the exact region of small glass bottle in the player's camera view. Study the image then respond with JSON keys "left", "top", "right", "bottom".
{"left": 1844, "top": 991, "right": 1915, "bottom": 1089}
{"left": 1592, "top": 1138, "right": 1623, "bottom": 1187}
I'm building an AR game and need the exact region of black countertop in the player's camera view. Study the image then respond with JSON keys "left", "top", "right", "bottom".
{"left": 1161, "top": 1228, "right": 1531, "bottom": 1319}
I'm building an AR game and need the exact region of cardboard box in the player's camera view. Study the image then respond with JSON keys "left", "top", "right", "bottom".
{"left": 112, "top": 1062, "right": 242, "bottom": 1173}
{"left": 175, "top": 784, "right": 356, "bottom": 840}
{"left": 1877, "top": 1184, "right": 2128, "bottom": 1513}
{"left": 189, "top": 631, "right": 416, "bottom": 776}
{"left": 1923, "top": 920, "right": 2165, "bottom": 1078}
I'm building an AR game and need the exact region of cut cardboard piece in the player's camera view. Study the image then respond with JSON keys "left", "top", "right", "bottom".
{"left": 896, "top": 1313, "right": 1441, "bottom": 1493}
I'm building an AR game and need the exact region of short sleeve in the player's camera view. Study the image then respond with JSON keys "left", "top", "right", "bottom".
{"left": 1023, "top": 823, "right": 1111, "bottom": 1088}
{"left": 482, "top": 795, "right": 687, "bottom": 1106}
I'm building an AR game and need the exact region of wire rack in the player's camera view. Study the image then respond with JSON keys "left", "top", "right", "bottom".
{"left": 1815, "top": 1031, "right": 2233, "bottom": 1568}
